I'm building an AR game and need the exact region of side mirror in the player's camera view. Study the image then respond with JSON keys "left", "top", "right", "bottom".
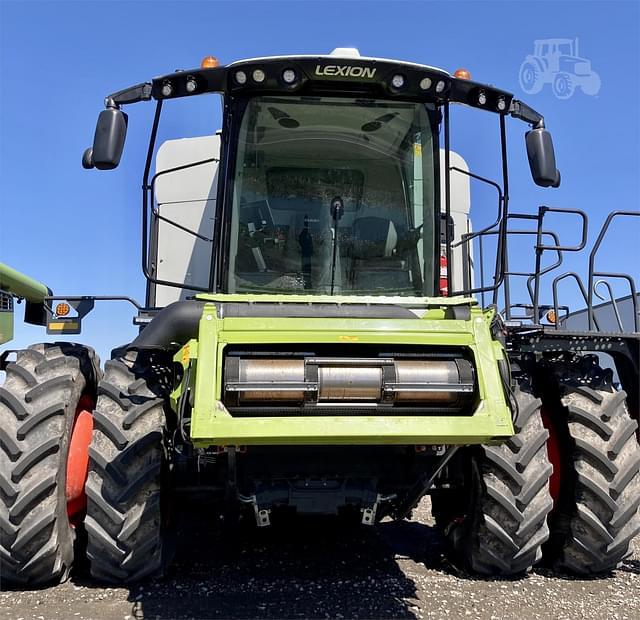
{"left": 91, "top": 107, "right": 128, "bottom": 170}
{"left": 81, "top": 147, "right": 94, "bottom": 169}
{"left": 526, "top": 128, "right": 561, "bottom": 188}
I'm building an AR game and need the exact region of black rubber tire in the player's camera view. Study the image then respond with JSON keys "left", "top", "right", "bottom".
{"left": 0, "top": 343, "right": 100, "bottom": 586}
{"left": 436, "top": 375, "right": 553, "bottom": 575}
{"left": 543, "top": 356, "right": 640, "bottom": 574}
{"left": 85, "top": 350, "right": 170, "bottom": 583}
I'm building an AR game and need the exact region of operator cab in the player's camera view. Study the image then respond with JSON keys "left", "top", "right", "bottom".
{"left": 85, "top": 47, "right": 560, "bottom": 308}
{"left": 228, "top": 95, "right": 437, "bottom": 296}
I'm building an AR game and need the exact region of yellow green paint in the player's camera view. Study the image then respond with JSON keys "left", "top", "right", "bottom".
{"left": 177, "top": 294, "right": 513, "bottom": 447}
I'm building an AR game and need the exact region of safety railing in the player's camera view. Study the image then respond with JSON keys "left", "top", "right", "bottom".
{"left": 470, "top": 205, "right": 639, "bottom": 334}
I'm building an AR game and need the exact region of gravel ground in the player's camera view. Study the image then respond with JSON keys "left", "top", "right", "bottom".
{"left": 1, "top": 498, "right": 638, "bottom": 620}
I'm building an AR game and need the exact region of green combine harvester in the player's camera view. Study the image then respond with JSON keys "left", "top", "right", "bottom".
{"left": 1, "top": 49, "right": 638, "bottom": 586}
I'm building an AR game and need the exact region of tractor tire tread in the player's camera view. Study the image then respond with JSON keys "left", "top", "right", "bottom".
{"left": 440, "top": 376, "right": 553, "bottom": 576}
{"left": 86, "top": 350, "right": 167, "bottom": 584}
{"left": 9, "top": 473, "right": 58, "bottom": 521}
{"left": 5, "top": 363, "right": 37, "bottom": 387}
{"left": 0, "top": 343, "right": 100, "bottom": 586}
{"left": 0, "top": 426, "right": 21, "bottom": 461}
{"left": 545, "top": 359, "right": 640, "bottom": 575}
{"left": 470, "top": 380, "right": 552, "bottom": 575}
{"left": 16, "top": 404, "right": 66, "bottom": 440}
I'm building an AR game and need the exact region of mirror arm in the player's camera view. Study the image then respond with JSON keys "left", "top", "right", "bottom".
{"left": 509, "top": 99, "right": 545, "bottom": 129}
{"left": 104, "top": 82, "right": 153, "bottom": 107}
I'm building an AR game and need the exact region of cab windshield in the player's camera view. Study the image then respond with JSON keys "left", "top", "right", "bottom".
{"left": 227, "top": 95, "right": 438, "bottom": 296}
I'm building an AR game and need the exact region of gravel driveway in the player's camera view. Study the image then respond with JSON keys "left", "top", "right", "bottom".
{"left": 2, "top": 499, "right": 638, "bottom": 620}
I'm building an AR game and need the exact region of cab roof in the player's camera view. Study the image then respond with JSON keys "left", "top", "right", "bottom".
{"left": 104, "top": 48, "right": 545, "bottom": 128}
{"left": 228, "top": 47, "right": 451, "bottom": 77}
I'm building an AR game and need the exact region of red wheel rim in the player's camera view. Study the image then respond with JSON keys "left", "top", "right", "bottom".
{"left": 66, "top": 394, "right": 94, "bottom": 526}
{"left": 540, "top": 405, "right": 562, "bottom": 508}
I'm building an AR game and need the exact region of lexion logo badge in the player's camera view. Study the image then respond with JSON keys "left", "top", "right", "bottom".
{"left": 518, "top": 37, "right": 601, "bottom": 100}
{"left": 315, "top": 65, "right": 377, "bottom": 79}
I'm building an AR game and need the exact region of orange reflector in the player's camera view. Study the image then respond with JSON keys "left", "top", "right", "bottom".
{"left": 201, "top": 56, "right": 220, "bottom": 69}
{"left": 454, "top": 68, "right": 471, "bottom": 80}
{"left": 545, "top": 309, "right": 557, "bottom": 324}
{"left": 55, "top": 302, "right": 71, "bottom": 317}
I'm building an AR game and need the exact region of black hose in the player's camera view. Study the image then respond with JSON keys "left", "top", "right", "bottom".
{"left": 129, "top": 300, "right": 206, "bottom": 351}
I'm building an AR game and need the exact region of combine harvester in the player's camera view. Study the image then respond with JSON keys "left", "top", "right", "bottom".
{"left": 1, "top": 49, "right": 638, "bottom": 585}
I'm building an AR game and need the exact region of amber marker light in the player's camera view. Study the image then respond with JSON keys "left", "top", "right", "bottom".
{"left": 55, "top": 302, "right": 71, "bottom": 317}
{"left": 454, "top": 68, "right": 471, "bottom": 80}
{"left": 201, "top": 56, "right": 220, "bottom": 69}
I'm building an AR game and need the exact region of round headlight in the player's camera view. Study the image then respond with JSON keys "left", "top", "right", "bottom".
{"left": 161, "top": 81, "right": 173, "bottom": 97}
{"left": 419, "top": 77, "right": 432, "bottom": 90}
{"left": 435, "top": 80, "right": 446, "bottom": 93}
{"left": 234, "top": 70, "right": 247, "bottom": 85}
{"left": 252, "top": 69, "right": 266, "bottom": 83}
{"left": 478, "top": 90, "right": 487, "bottom": 105}
{"left": 282, "top": 69, "right": 297, "bottom": 84}
{"left": 391, "top": 74, "right": 405, "bottom": 89}
{"left": 186, "top": 77, "right": 198, "bottom": 93}
{"left": 497, "top": 96, "right": 507, "bottom": 111}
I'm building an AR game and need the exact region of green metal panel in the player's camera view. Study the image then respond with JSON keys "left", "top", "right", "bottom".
{"left": 0, "top": 298, "right": 13, "bottom": 345}
{"left": 188, "top": 297, "right": 513, "bottom": 447}
{"left": 0, "top": 263, "right": 50, "bottom": 303}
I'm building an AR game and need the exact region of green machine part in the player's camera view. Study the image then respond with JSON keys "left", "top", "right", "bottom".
{"left": 172, "top": 294, "right": 514, "bottom": 447}
{"left": 0, "top": 293, "right": 13, "bottom": 345}
{"left": 0, "top": 263, "right": 51, "bottom": 344}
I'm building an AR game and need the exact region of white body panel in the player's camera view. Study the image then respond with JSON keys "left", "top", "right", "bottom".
{"left": 440, "top": 150, "right": 473, "bottom": 292}
{"left": 154, "top": 135, "right": 220, "bottom": 306}
{"left": 153, "top": 136, "right": 472, "bottom": 305}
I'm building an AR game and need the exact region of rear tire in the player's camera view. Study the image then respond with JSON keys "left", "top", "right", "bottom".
{"left": 543, "top": 356, "right": 640, "bottom": 574}
{"left": 435, "top": 374, "right": 553, "bottom": 575}
{"left": 86, "top": 350, "right": 170, "bottom": 583}
{"left": 0, "top": 343, "right": 99, "bottom": 586}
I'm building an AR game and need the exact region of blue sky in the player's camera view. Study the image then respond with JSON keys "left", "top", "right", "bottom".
{"left": 1, "top": 0, "right": 638, "bottom": 363}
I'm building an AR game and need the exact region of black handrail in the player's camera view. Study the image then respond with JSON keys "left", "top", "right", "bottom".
{"left": 552, "top": 272, "right": 599, "bottom": 331}
{"left": 593, "top": 279, "right": 625, "bottom": 333}
{"left": 529, "top": 207, "right": 588, "bottom": 322}
{"left": 588, "top": 211, "right": 640, "bottom": 332}
{"left": 471, "top": 225, "right": 563, "bottom": 321}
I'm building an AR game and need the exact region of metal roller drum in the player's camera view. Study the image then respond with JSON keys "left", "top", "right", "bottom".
{"left": 318, "top": 366, "right": 382, "bottom": 401}
{"left": 394, "top": 360, "right": 467, "bottom": 402}
{"left": 224, "top": 356, "right": 475, "bottom": 407}
{"left": 235, "top": 358, "right": 305, "bottom": 402}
